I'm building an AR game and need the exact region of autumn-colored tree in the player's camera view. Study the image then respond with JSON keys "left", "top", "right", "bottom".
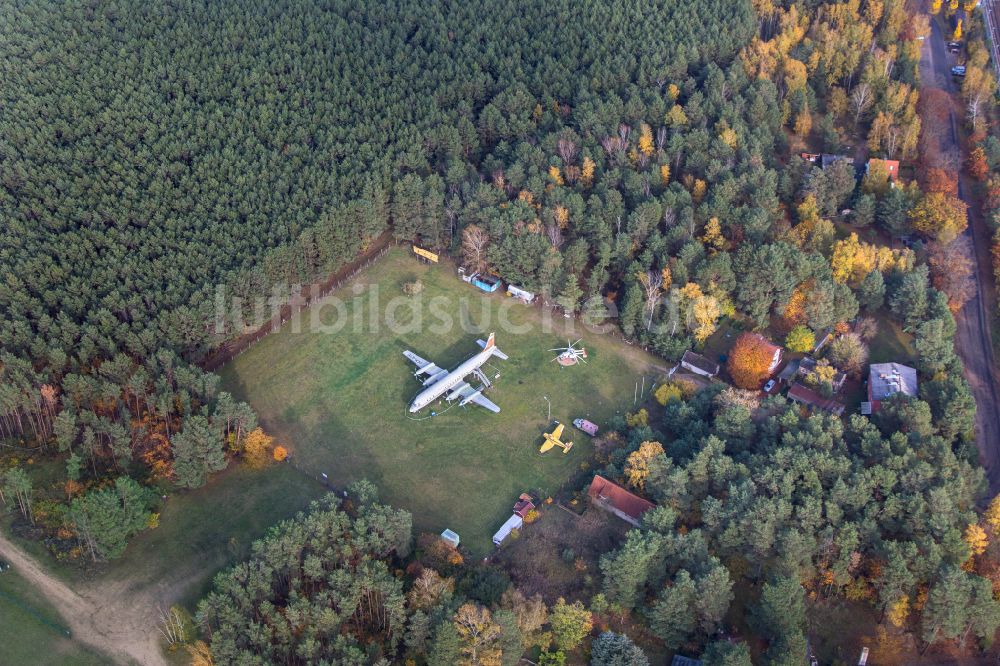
{"left": 930, "top": 0, "right": 942, "bottom": 13}
{"left": 692, "top": 179, "right": 707, "bottom": 204}
{"left": 659, "top": 163, "right": 671, "bottom": 186}
{"left": 985, "top": 494, "right": 1000, "bottom": 533}
{"left": 925, "top": 168, "right": 959, "bottom": 196}
{"left": 272, "top": 445, "right": 288, "bottom": 462}
{"left": 666, "top": 104, "right": 688, "bottom": 127}
{"left": 701, "top": 217, "right": 726, "bottom": 252}
{"left": 242, "top": 428, "right": 273, "bottom": 468}
{"left": 638, "top": 123, "right": 654, "bottom": 157}
{"left": 186, "top": 640, "right": 215, "bottom": 666}
{"left": 793, "top": 106, "right": 812, "bottom": 137}
{"left": 887, "top": 595, "right": 910, "bottom": 628}
{"left": 654, "top": 383, "right": 683, "bottom": 406}
{"left": 968, "top": 146, "right": 989, "bottom": 181}
{"left": 966, "top": 523, "right": 989, "bottom": 557}
{"left": 453, "top": 603, "right": 502, "bottom": 666}
{"left": 785, "top": 325, "right": 815, "bottom": 353}
{"left": 928, "top": 239, "right": 975, "bottom": 312}
{"left": 624, "top": 409, "right": 648, "bottom": 428}
{"left": 625, "top": 441, "right": 665, "bottom": 490}
{"left": 727, "top": 333, "right": 778, "bottom": 389}
{"left": 953, "top": 19, "right": 962, "bottom": 41}
{"left": 679, "top": 282, "right": 721, "bottom": 342}
{"left": 581, "top": 156, "right": 595, "bottom": 187}
{"left": 548, "top": 165, "right": 563, "bottom": 186}
{"left": 909, "top": 192, "right": 968, "bottom": 244}
{"left": 408, "top": 568, "right": 455, "bottom": 610}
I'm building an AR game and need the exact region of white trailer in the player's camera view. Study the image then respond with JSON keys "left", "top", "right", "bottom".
{"left": 492, "top": 514, "right": 523, "bottom": 546}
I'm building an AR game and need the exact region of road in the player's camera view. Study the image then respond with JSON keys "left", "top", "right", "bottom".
{"left": 920, "top": 18, "right": 1000, "bottom": 494}
{"left": 0, "top": 532, "right": 166, "bottom": 666}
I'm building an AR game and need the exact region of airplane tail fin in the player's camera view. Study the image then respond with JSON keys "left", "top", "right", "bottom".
{"left": 477, "top": 333, "right": 509, "bottom": 360}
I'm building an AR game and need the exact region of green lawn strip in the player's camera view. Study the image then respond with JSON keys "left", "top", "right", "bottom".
{"left": 0, "top": 568, "right": 106, "bottom": 666}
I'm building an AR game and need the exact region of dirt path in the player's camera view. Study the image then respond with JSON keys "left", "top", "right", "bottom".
{"left": 920, "top": 19, "right": 1000, "bottom": 493}
{"left": 0, "top": 532, "right": 166, "bottom": 666}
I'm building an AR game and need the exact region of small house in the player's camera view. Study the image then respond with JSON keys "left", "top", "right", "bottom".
{"left": 867, "top": 158, "right": 900, "bottom": 182}
{"left": 672, "top": 350, "right": 720, "bottom": 378}
{"left": 787, "top": 382, "right": 846, "bottom": 416}
{"left": 492, "top": 514, "right": 523, "bottom": 546}
{"left": 506, "top": 285, "right": 535, "bottom": 303}
{"left": 867, "top": 363, "right": 918, "bottom": 412}
{"left": 800, "top": 152, "right": 821, "bottom": 163}
{"left": 440, "top": 529, "right": 460, "bottom": 547}
{"left": 513, "top": 494, "right": 535, "bottom": 518}
{"left": 588, "top": 475, "right": 655, "bottom": 527}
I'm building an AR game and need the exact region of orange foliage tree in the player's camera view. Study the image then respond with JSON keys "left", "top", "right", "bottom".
{"left": 727, "top": 333, "right": 777, "bottom": 389}
{"left": 968, "top": 146, "right": 989, "bottom": 181}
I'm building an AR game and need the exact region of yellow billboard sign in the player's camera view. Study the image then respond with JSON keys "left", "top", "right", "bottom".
{"left": 413, "top": 246, "right": 439, "bottom": 262}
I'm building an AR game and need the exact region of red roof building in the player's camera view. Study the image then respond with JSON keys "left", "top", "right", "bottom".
{"left": 588, "top": 475, "right": 655, "bottom": 527}
{"left": 867, "top": 158, "right": 900, "bottom": 181}
{"left": 513, "top": 494, "right": 535, "bottom": 518}
{"left": 787, "top": 382, "right": 846, "bottom": 416}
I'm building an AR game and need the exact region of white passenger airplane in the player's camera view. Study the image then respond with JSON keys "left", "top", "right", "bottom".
{"left": 404, "top": 333, "right": 508, "bottom": 413}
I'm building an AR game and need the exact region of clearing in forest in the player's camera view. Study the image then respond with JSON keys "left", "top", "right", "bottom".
{"left": 219, "top": 248, "right": 662, "bottom": 553}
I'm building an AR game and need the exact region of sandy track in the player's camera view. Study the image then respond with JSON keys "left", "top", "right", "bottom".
{"left": 0, "top": 532, "right": 166, "bottom": 666}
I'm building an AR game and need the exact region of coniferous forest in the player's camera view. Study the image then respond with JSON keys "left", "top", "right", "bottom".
{"left": 4, "top": 0, "right": 1000, "bottom": 662}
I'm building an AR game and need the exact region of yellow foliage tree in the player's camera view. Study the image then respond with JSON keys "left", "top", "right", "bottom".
{"left": 273, "top": 445, "right": 288, "bottom": 462}
{"left": 930, "top": 0, "right": 942, "bottom": 13}
{"left": 953, "top": 19, "right": 962, "bottom": 41}
{"left": 242, "top": 427, "right": 274, "bottom": 468}
{"left": 659, "top": 163, "right": 671, "bottom": 186}
{"left": 985, "top": 494, "right": 1000, "bottom": 532}
{"left": 581, "top": 156, "right": 595, "bottom": 187}
{"left": 965, "top": 522, "right": 989, "bottom": 556}
{"left": 692, "top": 179, "right": 707, "bottom": 204}
{"left": 793, "top": 106, "right": 812, "bottom": 137}
{"left": 624, "top": 409, "right": 648, "bottom": 428}
{"left": 666, "top": 104, "right": 688, "bottom": 127}
{"left": 186, "top": 641, "right": 215, "bottom": 666}
{"left": 625, "top": 441, "right": 665, "bottom": 490}
{"left": 661, "top": 265, "right": 673, "bottom": 291}
{"left": 719, "top": 127, "right": 739, "bottom": 150}
{"left": 548, "top": 165, "right": 563, "bottom": 186}
{"left": 638, "top": 123, "right": 654, "bottom": 157}
{"left": 553, "top": 205, "right": 569, "bottom": 229}
{"left": 887, "top": 595, "right": 909, "bottom": 628}
{"left": 680, "top": 282, "right": 721, "bottom": 342}
{"left": 654, "top": 383, "right": 683, "bottom": 406}
{"left": 701, "top": 217, "right": 726, "bottom": 252}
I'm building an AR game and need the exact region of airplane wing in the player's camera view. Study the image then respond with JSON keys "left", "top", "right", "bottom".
{"left": 466, "top": 392, "right": 501, "bottom": 413}
{"left": 403, "top": 350, "right": 440, "bottom": 376}
{"left": 550, "top": 423, "right": 564, "bottom": 439}
{"left": 450, "top": 382, "right": 501, "bottom": 413}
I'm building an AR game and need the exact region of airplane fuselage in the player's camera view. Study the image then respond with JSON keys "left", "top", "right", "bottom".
{"left": 409, "top": 347, "right": 494, "bottom": 412}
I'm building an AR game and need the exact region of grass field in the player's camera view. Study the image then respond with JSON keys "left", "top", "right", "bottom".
{"left": 0, "top": 568, "right": 107, "bottom": 666}
{"left": 219, "top": 248, "right": 664, "bottom": 553}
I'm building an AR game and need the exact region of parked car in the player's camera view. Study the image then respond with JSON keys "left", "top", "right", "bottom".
{"left": 763, "top": 379, "right": 776, "bottom": 393}
{"left": 947, "top": 41, "right": 962, "bottom": 53}
{"left": 952, "top": 65, "right": 966, "bottom": 77}
{"left": 0, "top": 560, "right": 9, "bottom": 573}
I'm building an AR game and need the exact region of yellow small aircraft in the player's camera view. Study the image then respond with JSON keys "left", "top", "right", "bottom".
{"left": 539, "top": 421, "right": 573, "bottom": 454}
